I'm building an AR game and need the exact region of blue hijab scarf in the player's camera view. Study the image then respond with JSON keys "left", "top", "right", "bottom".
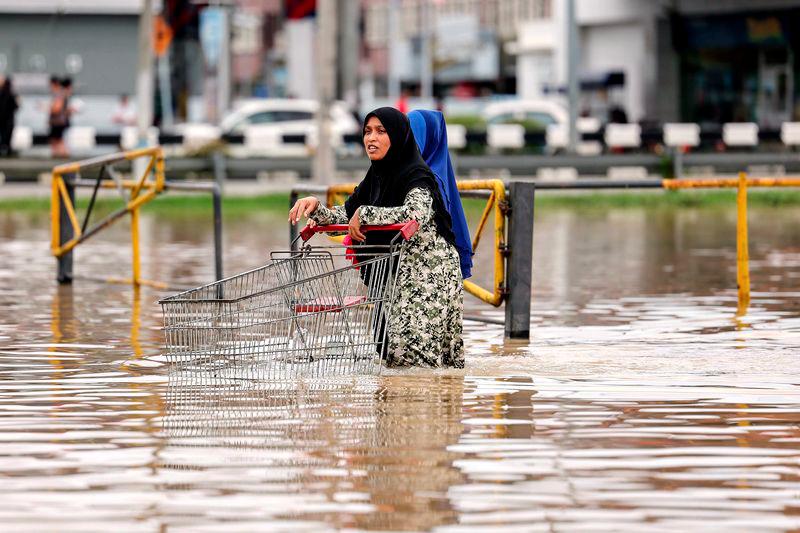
{"left": 408, "top": 110, "right": 473, "bottom": 279}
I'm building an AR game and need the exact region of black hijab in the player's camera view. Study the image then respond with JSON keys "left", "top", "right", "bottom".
{"left": 345, "top": 107, "right": 455, "bottom": 247}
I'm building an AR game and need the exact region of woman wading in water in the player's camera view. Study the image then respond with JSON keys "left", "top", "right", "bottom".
{"left": 289, "top": 107, "right": 464, "bottom": 368}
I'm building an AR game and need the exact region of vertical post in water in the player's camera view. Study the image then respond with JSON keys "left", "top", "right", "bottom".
{"left": 736, "top": 171, "right": 750, "bottom": 314}
{"left": 57, "top": 175, "right": 75, "bottom": 284}
{"left": 131, "top": 206, "right": 141, "bottom": 287}
{"left": 289, "top": 189, "right": 299, "bottom": 250}
{"left": 212, "top": 183, "right": 224, "bottom": 281}
{"left": 505, "top": 181, "right": 535, "bottom": 339}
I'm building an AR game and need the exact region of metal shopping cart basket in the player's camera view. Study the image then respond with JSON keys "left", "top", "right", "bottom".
{"left": 158, "top": 221, "right": 419, "bottom": 378}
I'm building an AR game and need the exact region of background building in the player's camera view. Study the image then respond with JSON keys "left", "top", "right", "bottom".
{"left": 2, "top": 0, "right": 800, "bottom": 132}
{"left": 514, "top": 0, "right": 800, "bottom": 126}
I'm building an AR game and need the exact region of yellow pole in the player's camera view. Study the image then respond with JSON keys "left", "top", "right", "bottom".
{"left": 50, "top": 173, "right": 61, "bottom": 252}
{"left": 736, "top": 171, "right": 750, "bottom": 314}
{"left": 131, "top": 207, "right": 141, "bottom": 287}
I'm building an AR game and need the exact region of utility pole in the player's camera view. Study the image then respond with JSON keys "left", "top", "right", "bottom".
{"left": 338, "top": 0, "right": 361, "bottom": 109}
{"left": 566, "top": 0, "right": 580, "bottom": 153}
{"left": 216, "top": 4, "right": 231, "bottom": 123}
{"left": 199, "top": 2, "right": 232, "bottom": 124}
{"left": 420, "top": 0, "right": 433, "bottom": 101}
{"left": 314, "top": 0, "right": 337, "bottom": 184}
{"left": 136, "top": 0, "right": 154, "bottom": 151}
{"left": 387, "top": 0, "right": 401, "bottom": 101}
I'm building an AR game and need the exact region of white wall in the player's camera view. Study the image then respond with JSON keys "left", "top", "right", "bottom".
{"left": 518, "top": 51, "right": 555, "bottom": 99}
{"left": 285, "top": 18, "right": 316, "bottom": 100}
{"left": 581, "top": 22, "right": 648, "bottom": 122}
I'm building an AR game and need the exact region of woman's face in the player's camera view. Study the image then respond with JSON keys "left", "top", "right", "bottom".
{"left": 363, "top": 116, "right": 391, "bottom": 160}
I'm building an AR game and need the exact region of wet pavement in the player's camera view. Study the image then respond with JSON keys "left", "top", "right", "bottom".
{"left": 0, "top": 201, "right": 799, "bottom": 531}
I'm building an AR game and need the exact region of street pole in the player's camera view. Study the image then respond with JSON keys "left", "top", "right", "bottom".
{"left": 216, "top": 5, "right": 231, "bottom": 123}
{"left": 566, "top": 0, "right": 579, "bottom": 153}
{"left": 338, "top": 0, "right": 361, "bottom": 109}
{"left": 387, "top": 0, "right": 401, "bottom": 101}
{"left": 157, "top": 51, "right": 174, "bottom": 128}
{"left": 314, "top": 0, "right": 337, "bottom": 184}
{"left": 134, "top": 0, "right": 154, "bottom": 185}
{"left": 136, "top": 0, "right": 154, "bottom": 152}
{"left": 420, "top": 0, "right": 433, "bottom": 101}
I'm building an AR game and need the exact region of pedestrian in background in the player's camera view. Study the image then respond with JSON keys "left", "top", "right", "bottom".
{"left": 0, "top": 75, "right": 20, "bottom": 157}
{"left": 60, "top": 77, "right": 76, "bottom": 129}
{"left": 111, "top": 94, "right": 136, "bottom": 127}
{"left": 395, "top": 88, "right": 410, "bottom": 113}
{"left": 48, "top": 75, "right": 68, "bottom": 157}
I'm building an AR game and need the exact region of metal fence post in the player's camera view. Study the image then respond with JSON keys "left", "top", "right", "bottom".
{"left": 289, "top": 190, "right": 299, "bottom": 249}
{"left": 736, "top": 171, "right": 750, "bottom": 314}
{"left": 212, "top": 183, "right": 224, "bottom": 281}
{"left": 212, "top": 151, "right": 227, "bottom": 193}
{"left": 504, "top": 181, "right": 535, "bottom": 339}
{"left": 57, "top": 175, "right": 75, "bottom": 284}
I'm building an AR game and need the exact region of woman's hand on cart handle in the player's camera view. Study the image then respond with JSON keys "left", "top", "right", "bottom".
{"left": 349, "top": 208, "right": 366, "bottom": 242}
{"left": 300, "top": 221, "right": 419, "bottom": 242}
{"left": 288, "top": 196, "right": 320, "bottom": 225}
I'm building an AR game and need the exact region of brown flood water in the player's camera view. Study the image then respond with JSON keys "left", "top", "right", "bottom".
{"left": 0, "top": 202, "right": 799, "bottom": 531}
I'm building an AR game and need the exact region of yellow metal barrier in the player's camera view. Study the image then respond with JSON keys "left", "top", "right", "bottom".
{"left": 51, "top": 147, "right": 167, "bottom": 288}
{"left": 736, "top": 172, "right": 750, "bottom": 314}
{"left": 457, "top": 179, "right": 507, "bottom": 306}
{"left": 662, "top": 176, "right": 800, "bottom": 189}
{"left": 660, "top": 172, "right": 800, "bottom": 313}
{"left": 322, "top": 179, "right": 508, "bottom": 306}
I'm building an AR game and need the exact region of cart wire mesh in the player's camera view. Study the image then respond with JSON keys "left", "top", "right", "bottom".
{"left": 159, "top": 234, "right": 407, "bottom": 378}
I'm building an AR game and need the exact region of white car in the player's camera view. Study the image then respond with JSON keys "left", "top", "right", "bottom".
{"left": 221, "top": 98, "right": 360, "bottom": 157}
{"left": 482, "top": 99, "right": 604, "bottom": 154}
{"left": 483, "top": 99, "right": 568, "bottom": 130}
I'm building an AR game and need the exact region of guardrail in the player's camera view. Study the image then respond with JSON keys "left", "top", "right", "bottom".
{"left": 663, "top": 174, "right": 800, "bottom": 313}
{"left": 51, "top": 146, "right": 223, "bottom": 288}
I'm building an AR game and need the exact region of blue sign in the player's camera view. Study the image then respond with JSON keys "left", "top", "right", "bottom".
{"left": 200, "top": 7, "right": 227, "bottom": 69}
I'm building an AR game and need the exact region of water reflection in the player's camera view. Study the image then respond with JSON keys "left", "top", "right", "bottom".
{"left": 448, "top": 376, "right": 800, "bottom": 531}
{"left": 160, "top": 371, "right": 468, "bottom": 530}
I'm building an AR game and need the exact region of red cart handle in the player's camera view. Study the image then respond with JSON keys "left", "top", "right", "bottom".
{"left": 300, "top": 220, "right": 419, "bottom": 242}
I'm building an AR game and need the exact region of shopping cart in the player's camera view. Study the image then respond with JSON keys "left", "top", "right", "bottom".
{"left": 159, "top": 220, "right": 419, "bottom": 378}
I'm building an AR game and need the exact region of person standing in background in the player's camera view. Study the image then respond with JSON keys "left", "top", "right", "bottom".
{"left": 0, "top": 75, "right": 20, "bottom": 156}
{"left": 60, "top": 77, "right": 76, "bottom": 129}
{"left": 394, "top": 88, "right": 410, "bottom": 114}
{"left": 48, "top": 76, "right": 68, "bottom": 158}
{"left": 111, "top": 94, "right": 136, "bottom": 127}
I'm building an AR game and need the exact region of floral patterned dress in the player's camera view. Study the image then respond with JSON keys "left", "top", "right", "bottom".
{"left": 311, "top": 187, "right": 464, "bottom": 368}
